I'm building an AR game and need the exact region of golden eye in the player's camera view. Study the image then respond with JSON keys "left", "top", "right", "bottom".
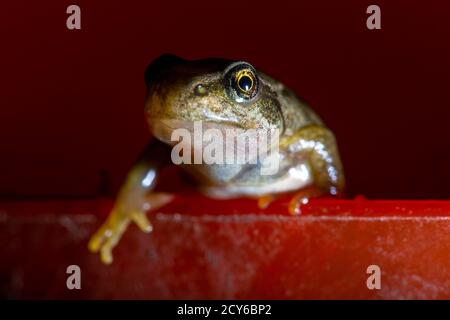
{"left": 224, "top": 62, "right": 259, "bottom": 102}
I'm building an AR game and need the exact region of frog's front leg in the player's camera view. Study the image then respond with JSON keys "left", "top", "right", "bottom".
{"left": 88, "top": 139, "right": 173, "bottom": 264}
{"left": 281, "top": 124, "right": 345, "bottom": 214}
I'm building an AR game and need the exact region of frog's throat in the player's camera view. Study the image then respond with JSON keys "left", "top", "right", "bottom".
{"left": 148, "top": 119, "right": 246, "bottom": 145}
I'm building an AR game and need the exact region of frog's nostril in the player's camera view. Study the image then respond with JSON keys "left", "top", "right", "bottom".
{"left": 194, "top": 84, "right": 208, "bottom": 96}
{"left": 145, "top": 54, "right": 184, "bottom": 86}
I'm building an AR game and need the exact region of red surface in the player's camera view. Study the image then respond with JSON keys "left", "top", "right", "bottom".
{"left": 1, "top": 196, "right": 450, "bottom": 299}
{"left": 1, "top": 1, "right": 450, "bottom": 199}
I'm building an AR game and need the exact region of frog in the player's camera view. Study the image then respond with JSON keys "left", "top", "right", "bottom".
{"left": 88, "top": 54, "right": 345, "bottom": 264}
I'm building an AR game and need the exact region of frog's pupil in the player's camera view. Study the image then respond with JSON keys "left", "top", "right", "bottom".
{"left": 238, "top": 75, "right": 252, "bottom": 92}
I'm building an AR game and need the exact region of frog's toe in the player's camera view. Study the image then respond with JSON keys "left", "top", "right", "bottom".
{"left": 88, "top": 211, "right": 131, "bottom": 264}
{"left": 257, "top": 194, "right": 277, "bottom": 210}
{"left": 288, "top": 187, "right": 323, "bottom": 215}
{"left": 288, "top": 194, "right": 310, "bottom": 215}
{"left": 88, "top": 224, "right": 108, "bottom": 253}
{"left": 130, "top": 211, "right": 153, "bottom": 233}
{"left": 99, "top": 233, "right": 120, "bottom": 265}
{"left": 144, "top": 192, "right": 174, "bottom": 211}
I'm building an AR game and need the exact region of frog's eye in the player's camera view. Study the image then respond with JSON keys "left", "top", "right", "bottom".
{"left": 224, "top": 62, "right": 259, "bottom": 102}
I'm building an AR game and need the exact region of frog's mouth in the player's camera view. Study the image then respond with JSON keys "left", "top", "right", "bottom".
{"left": 149, "top": 119, "right": 247, "bottom": 146}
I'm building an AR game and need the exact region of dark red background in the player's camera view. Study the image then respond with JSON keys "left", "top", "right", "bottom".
{"left": 1, "top": 1, "right": 450, "bottom": 199}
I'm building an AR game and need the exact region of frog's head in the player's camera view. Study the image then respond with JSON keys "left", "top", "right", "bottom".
{"left": 144, "top": 54, "right": 284, "bottom": 144}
